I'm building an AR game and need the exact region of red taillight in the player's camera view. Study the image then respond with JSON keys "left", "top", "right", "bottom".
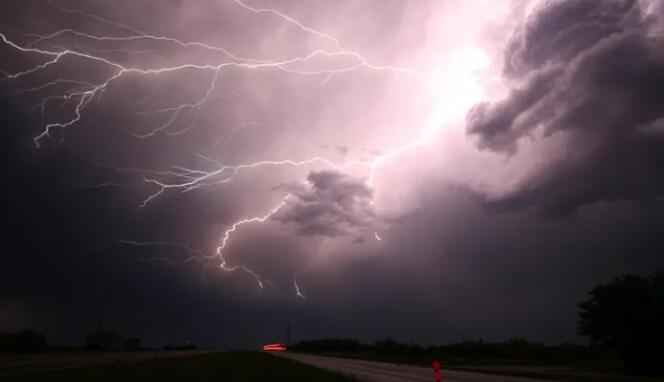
{"left": 263, "top": 343, "right": 287, "bottom": 351}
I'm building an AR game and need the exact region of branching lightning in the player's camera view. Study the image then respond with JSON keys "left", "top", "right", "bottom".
{"left": 1, "top": 0, "right": 452, "bottom": 298}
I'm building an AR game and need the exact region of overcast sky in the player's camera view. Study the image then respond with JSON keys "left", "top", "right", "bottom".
{"left": 1, "top": 0, "right": 663, "bottom": 349}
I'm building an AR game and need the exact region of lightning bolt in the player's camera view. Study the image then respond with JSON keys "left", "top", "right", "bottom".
{"left": 1, "top": 0, "right": 450, "bottom": 296}
{"left": 214, "top": 195, "right": 293, "bottom": 288}
{"left": 294, "top": 277, "right": 306, "bottom": 299}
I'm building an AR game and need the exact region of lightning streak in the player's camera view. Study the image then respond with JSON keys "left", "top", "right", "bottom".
{"left": 214, "top": 195, "right": 293, "bottom": 288}
{"left": 294, "top": 277, "right": 306, "bottom": 299}
{"left": 1, "top": 1, "right": 452, "bottom": 296}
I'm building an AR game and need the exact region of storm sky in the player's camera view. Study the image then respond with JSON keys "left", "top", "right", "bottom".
{"left": 1, "top": 0, "right": 663, "bottom": 349}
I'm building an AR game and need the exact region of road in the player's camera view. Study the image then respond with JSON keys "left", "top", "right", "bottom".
{"left": 277, "top": 353, "right": 555, "bottom": 382}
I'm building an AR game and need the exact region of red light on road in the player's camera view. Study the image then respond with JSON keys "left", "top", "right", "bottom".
{"left": 263, "top": 343, "right": 287, "bottom": 351}
{"left": 432, "top": 359, "right": 443, "bottom": 381}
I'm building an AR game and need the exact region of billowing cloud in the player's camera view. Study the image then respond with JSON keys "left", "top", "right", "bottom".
{"left": 273, "top": 170, "right": 375, "bottom": 236}
{"left": 502, "top": 0, "right": 641, "bottom": 78}
{"left": 467, "top": 0, "right": 664, "bottom": 213}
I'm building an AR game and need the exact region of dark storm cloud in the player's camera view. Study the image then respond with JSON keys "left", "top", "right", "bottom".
{"left": 273, "top": 170, "right": 374, "bottom": 236}
{"left": 502, "top": 0, "right": 640, "bottom": 78}
{"left": 1, "top": 0, "right": 421, "bottom": 349}
{"left": 3, "top": 0, "right": 664, "bottom": 352}
{"left": 467, "top": 0, "right": 664, "bottom": 213}
{"left": 466, "top": 67, "right": 561, "bottom": 153}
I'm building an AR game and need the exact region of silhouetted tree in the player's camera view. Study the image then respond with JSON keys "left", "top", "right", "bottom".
{"left": 291, "top": 337, "right": 591, "bottom": 364}
{"left": 124, "top": 338, "right": 143, "bottom": 351}
{"left": 86, "top": 330, "right": 122, "bottom": 350}
{"left": 0, "top": 330, "right": 48, "bottom": 353}
{"left": 578, "top": 272, "right": 664, "bottom": 375}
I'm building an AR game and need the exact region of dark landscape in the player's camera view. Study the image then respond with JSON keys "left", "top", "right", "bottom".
{"left": 2, "top": 0, "right": 664, "bottom": 381}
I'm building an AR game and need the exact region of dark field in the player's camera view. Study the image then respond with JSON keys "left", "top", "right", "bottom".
{"left": 2, "top": 351, "right": 356, "bottom": 382}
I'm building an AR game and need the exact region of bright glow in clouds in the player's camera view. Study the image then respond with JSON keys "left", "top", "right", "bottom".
{"left": 0, "top": 0, "right": 507, "bottom": 298}
{"left": 425, "top": 46, "right": 490, "bottom": 140}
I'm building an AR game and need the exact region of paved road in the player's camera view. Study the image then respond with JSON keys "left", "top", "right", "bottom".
{"left": 0, "top": 350, "right": 219, "bottom": 376}
{"left": 278, "top": 353, "right": 555, "bottom": 382}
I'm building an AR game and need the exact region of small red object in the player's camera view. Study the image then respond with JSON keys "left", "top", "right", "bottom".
{"left": 432, "top": 360, "right": 442, "bottom": 381}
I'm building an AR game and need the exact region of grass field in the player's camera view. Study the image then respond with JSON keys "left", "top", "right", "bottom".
{"left": 3, "top": 351, "right": 357, "bottom": 382}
